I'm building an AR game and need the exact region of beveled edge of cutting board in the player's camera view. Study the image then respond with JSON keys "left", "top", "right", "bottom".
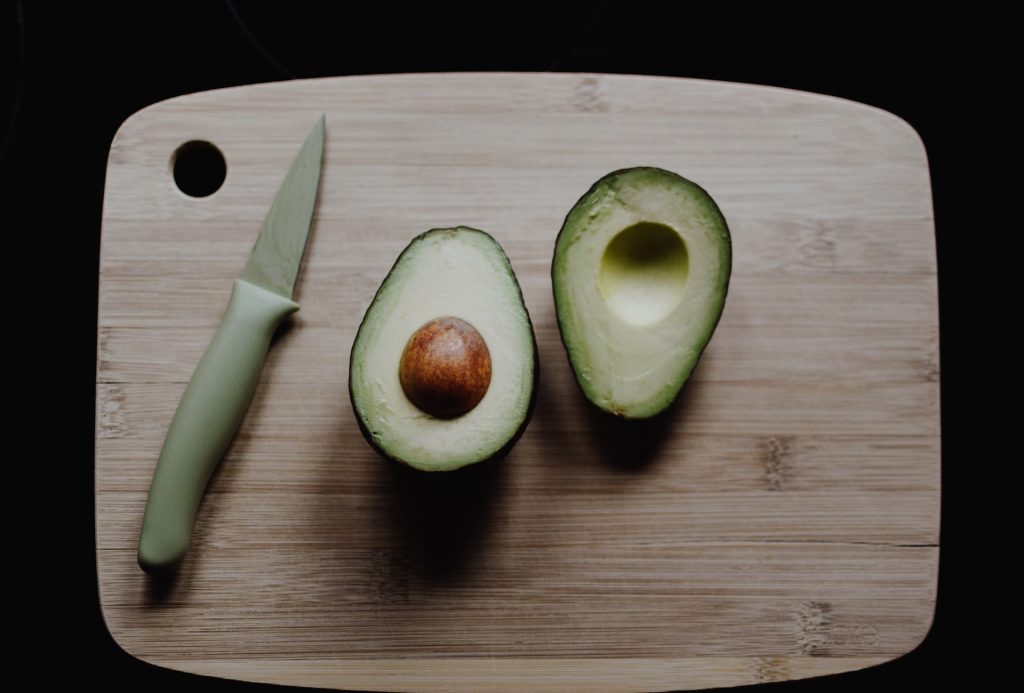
{"left": 103, "top": 71, "right": 931, "bottom": 163}
{"left": 122, "top": 655, "right": 900, "bottom": 692}
{"left": 96, "top": 71, "right": 941, "bottom": 692}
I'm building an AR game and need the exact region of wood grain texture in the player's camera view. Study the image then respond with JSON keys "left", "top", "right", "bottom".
{"left": 95, "top": 73, "right": 939, "bottom": 691}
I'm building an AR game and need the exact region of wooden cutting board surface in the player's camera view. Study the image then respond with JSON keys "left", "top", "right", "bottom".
{"left": 95, "top": 73, "right": 939, "bottom": 691}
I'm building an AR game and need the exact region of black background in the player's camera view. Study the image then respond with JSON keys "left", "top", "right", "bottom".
{"left": 5, "top": 1, "right": 1018, "bottom": 689}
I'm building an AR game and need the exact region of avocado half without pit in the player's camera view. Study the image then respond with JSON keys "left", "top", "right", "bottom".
{"left": 349, "top": 227, "right": 538, "bottom": 471}
{"left": 552, "top": 167, "right": 732, "bottom": 418}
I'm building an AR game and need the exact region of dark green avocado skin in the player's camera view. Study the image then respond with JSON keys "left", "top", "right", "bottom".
{"left": 348, "top": 226, "right": 539, "bottom": 471}
{"left": 551, "top": 167, "right": 733, "bottom": 419}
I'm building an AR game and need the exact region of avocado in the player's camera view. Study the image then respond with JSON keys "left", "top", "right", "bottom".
{"left": 349, "top": 227, "right": 538, "bottom": 471}
{"left": 552, "top": 167, "right": 732, "bottom": 418}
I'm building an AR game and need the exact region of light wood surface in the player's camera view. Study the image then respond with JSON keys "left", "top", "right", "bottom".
{"left": 95, "top": 73, "right": 939, "bottom": 691}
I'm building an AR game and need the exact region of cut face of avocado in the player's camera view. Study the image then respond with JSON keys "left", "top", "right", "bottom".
{"left": 350, "top": 227, "right": 537, "bottom": 471}
{"left": 553, "top": 167, "right": 732, "bottom": 418}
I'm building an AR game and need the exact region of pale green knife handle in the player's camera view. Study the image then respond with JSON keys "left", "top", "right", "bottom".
{"left": 138, "top": 279, "right": 299, "bottom": 574}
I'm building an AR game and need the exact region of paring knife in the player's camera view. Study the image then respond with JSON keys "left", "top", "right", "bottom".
{"left": 138, "top": 115, "right": 325, "bottom": 575}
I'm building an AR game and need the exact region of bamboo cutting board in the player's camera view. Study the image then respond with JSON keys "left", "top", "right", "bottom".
{"left": 95, "top": 73, "right": 939, "bottom": 691}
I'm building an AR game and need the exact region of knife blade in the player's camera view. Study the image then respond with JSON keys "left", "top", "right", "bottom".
{"left": 138, "top": 115, "right": 325, "bottom": 575}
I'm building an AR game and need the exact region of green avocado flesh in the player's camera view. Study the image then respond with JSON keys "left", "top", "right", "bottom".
{"left": 350, "top": 227, "right": 537, "bottom": 471}
{"left": 553, "top": 167, "right": 732, "bottom": 418}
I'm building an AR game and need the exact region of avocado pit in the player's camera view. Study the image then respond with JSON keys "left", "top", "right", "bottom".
{"left": 399, "top": 317, "right": 492, "bottom": 419}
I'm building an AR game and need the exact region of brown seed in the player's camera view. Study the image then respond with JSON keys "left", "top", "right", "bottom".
{"left": 399, "top": 317, "right": 492, "bottom": 418}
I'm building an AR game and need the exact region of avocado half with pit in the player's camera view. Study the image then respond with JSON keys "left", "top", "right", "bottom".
{"left": 349, "top": 227, "right": 538, "bottom": 471}
{"left": 552, "top": 167, "right": 732, "bottom": 418}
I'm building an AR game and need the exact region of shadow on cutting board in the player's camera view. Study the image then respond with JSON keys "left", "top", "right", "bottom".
{"left": 144, "top": 569, "right": 180, "bottom": 602}
{"left": 577, "top": 375, "right": 702, "bottom": 472}
{"left": 528, "top": 302, "right": 700, "bottom": 474}
{"left": 382, "top": 453, "right": 507, "bottom": 580}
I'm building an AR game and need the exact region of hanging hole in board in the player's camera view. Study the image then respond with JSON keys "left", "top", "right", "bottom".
{"left": 171, "top": 140, "right": 227, "bottom": 197}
